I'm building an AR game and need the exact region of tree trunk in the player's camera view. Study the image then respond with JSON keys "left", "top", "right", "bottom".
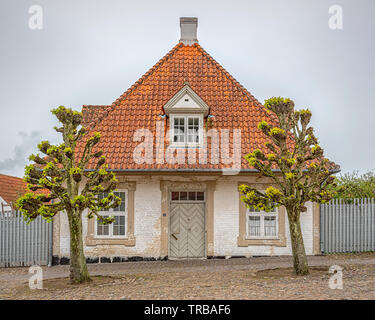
{"left": 68, "top": 211, "right": 91, "bottom": 283}
{"left": 287, "top": 209, "right": 309, "bottom": 275}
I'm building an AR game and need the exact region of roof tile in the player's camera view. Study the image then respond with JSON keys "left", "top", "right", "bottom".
{"left": 78, "top": 43, "right": 283, "bottom": 171}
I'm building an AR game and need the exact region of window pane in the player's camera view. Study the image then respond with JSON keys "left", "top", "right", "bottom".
{"left": 264, "top": 216, "right": 277, "bottom": 236}
{"left": 171, "top": 192, "right": 179, "bottom": 201}
{"left": 97, "top": 215, "right": 109, "bottom": 236}
{"left": 187, "top": 117, "right": 200, "bottom": 145}
{"left": 248, "top": 205, "right": 260, "bottom": 213}
{"left": 120, "top": 226, "right": 125, "bottom": 235}
{"left": 113, "top": 226, "right": 119, "bottom": 236}
{"left": 113, "top": 192, "right": 126, "bottom": 212}
{"left": 120, "top": 193, "right": 126, "bottom": 211}
{"left": 180, "top": 192, "right": 187, "bottom": 200}
{"left": 98, "top": 192, "right": 109, "bottom": 211}
{"left": 197, "top": 192, "right": 204, "bottom": 201}
{"left": 188, "top": 192, "right": 196, "bottom": 201}
{"left": 173, "top": 117, "right": 186, "bottom": 144}
{"left": 113, "top": 215, "right": 126, "bottom": 236}
{"left": 248, "top": 216, "right": 261, "bottom": 236}
{"left": 119, "top": 216, "right": 125, "bottom": 225}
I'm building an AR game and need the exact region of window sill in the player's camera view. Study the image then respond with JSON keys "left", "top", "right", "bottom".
{"left": 237, "top": 235, "right": 286, "bottom": 247}
{"left": 86, "top": 235, "right": 136, "bottom": 246}
{"left": 245, "top": 237, "right": 280, "bottom": 241}
{"left": 169, "top": 144, "right": 203, "bottom": 149}
{"left": 94, "top": 236, "right": 128, "bottom": 240}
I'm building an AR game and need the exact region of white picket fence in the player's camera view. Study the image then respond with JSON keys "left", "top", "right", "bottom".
{"left": 0, "top": 211, "right": 53, "bottom": 267}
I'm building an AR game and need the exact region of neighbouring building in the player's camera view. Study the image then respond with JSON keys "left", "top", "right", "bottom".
{"left": 53, "top": 17, "right": 325, "bottom": 263}
{"left": 0, "top": 173, "right": 29, "bottom": 215}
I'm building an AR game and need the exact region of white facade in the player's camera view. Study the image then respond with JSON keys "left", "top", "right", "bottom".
{"left": 213, "top": 180, "right": 314, "bottom": 256}
{"left": 55, "top": 175, "right": 318, "bottom": 259}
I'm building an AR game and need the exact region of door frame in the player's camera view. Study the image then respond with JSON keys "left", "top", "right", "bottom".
{"left": 168, "top": 194, "right": 207, "bottom": 259}
{"left": 160, "top": 180, "right": 216, "bottom": 258}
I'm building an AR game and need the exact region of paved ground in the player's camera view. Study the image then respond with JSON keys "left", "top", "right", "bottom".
{"left": 1, "top": 254, "right": 375, "bottom": 300}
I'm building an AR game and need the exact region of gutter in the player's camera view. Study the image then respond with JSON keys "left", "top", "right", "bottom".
{"left": 84, "top": 168, "right": 341, "bottom": 174}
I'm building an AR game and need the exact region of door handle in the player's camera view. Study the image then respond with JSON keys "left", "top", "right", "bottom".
{"left": 171, "top": 233, "right": 178, "bottom": 240}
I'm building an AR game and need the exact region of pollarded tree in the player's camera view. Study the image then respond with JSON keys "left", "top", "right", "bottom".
{"left": 239, "top": 97, "right": 339, "bottom": 275}
{"left": 16, "top": 106, "right": 121, "bottom": 283}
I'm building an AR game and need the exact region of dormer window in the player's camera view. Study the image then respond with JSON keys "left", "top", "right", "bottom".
{"left": 171, "top": 114, "right": 202, "bottom": 146}
{"left": 163, "top": 84, "right": 210, "bottom": 148}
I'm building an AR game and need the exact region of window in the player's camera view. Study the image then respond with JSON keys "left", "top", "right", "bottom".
{"left": 95, "top": 191, "right": 127, "bottom": 238}
{"left": 173, "top": 117, "right": 185, "bottom": 143}
{"left": 171, "top": 115, "right": 202, "bottom": 146}
{"left": 171, "top": 191, "right": 205, "bottom": 202}
{"left": 246, "top": 205, "right": 278, "bottom": 239}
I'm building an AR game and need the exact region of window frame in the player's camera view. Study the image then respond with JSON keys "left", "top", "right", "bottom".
{"left": 246, "top": 206, "right": 278, "bottom": 240}
{"left": 170, "top": 114, "right": 203, "bottom": 147}
{"left": 170, "top": 191, "right": 205, "bottom": 202}
{"left": 94, "top": 190, "right": 128, "bottom": 239}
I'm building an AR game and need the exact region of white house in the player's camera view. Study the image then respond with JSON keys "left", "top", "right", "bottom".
{"left": 52, "top": 17, "right": 322, "bottom": 264}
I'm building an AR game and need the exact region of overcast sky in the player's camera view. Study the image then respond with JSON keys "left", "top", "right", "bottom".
{"left": 0, "top": 0, "right": 374, "bottom": 177}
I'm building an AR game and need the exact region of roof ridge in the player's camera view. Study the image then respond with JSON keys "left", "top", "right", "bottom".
{"left": 82, "top": 104, "right": 110, "bottom": 107}
{"left": 84, "top": 42, "right": 184, "bottom": 131}
{"left": 194, "top": 43, "right": 269, "bottom": 117}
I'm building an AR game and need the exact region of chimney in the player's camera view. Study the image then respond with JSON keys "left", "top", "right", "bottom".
{"left": 179, "top": 17, "right": 198, "bottom": 45}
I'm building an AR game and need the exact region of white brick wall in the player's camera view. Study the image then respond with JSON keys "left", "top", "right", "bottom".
{"left": 57, "top": 175, "right": 315, "bottom": 258}
{"left": 59, "top": 180, "right": 162, "bottom": 257}
{"left": 214, "top": 179, "right": 314, "bottom": 256}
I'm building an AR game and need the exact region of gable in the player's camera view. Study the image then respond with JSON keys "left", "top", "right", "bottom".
{"left": 163, "top": 84, "right": 210, "bottom": 116}
{"left": 79, "top": 42, "right": 273, "bottom": 172}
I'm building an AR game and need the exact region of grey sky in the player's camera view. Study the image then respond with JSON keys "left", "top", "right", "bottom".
{"left": 0, "top": 0, "right": 374, "bottom": 177}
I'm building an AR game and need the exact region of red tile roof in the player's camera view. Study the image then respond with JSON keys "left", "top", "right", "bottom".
{"left": 0, "top": 173, "right": 50, "bottom": 208}
{"left": 79, "top": 42, "right": 335, "bottom": 172}
{"left": 82, "top": 105, "right": 109, "bottom": 127}
{"left": 0, "top": 174, "right": 30, "bottom": 206}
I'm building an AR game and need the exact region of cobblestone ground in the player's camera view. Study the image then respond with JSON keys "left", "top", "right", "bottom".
{"left": 1, "top": 254, "right": 375, "bottom": 300}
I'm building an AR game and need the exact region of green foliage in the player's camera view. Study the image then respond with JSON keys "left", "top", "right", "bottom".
{"left": 269, "top": 127, "right": 286, "bottom": 139}
{"left": 239, "top": 96, "right": 339, "bottom": 215}
{"left": 257, "top": 120, "right": 270, "bottom": 130}
{"left": 16, "top": 106, "right": 120, "bottom": 224}
{"left": 331, "top": 171, "right": 375, "bottom": 200}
